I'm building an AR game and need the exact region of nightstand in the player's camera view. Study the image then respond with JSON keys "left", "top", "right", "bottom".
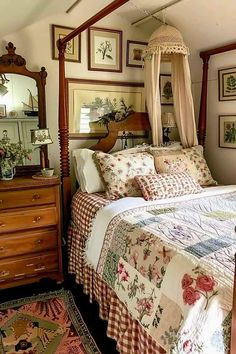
{"left": 0, "top": 176, "right": 63, "bottom": 289}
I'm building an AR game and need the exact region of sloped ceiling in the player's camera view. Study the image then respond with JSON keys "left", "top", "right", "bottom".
{"left": 0, "top": 0, "right": 75, "bottom": 37}
{"left": 1, "top": 0, "right": 236, "bottom": 78}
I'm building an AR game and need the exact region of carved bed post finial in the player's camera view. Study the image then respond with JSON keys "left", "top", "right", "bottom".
{"left": 198, "top": 53, "right": 210, "bottom": 147}
{"left": 6, "top": 42, "right": 16, "bottom": 55}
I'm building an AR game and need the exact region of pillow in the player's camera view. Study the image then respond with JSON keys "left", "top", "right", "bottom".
{"left": 93, "top": 151, "right": 156, "bottom": 199}
{"left": 113, "top": 144, "right": 150, "bottom": 155}
{"left": 148, "top": 141, "right": 182, "bottom": 152}
{"left": 72, "top": 149, "right": 105, "bottom": 193}
{"left": 151, "top": 145, "right": 217, "bottom": 186}
{"left": 135, "top": 172, "right": 202, "bottom": 201}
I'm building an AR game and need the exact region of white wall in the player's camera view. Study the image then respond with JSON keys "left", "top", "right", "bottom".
{"left": 192, "top": 51, "right": 236, "bottom": 185}
{"left": 2, "top": 9, "right": 148, "bottom": 177}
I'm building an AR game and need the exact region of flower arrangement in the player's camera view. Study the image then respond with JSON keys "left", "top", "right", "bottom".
{"left": 83, "top": 97, "right": 134, "bottom": 127}
{"left": 0, "top": 138, "right": 32, "bottom": 171}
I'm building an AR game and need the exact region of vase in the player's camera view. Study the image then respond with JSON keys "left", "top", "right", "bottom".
{"left": 0, "top": 166, "right": 16, "bottom": 180}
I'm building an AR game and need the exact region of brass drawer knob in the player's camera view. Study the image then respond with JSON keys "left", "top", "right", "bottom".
{"left": 0, "top": 200, "right": 3, "bottom": 204}
{"left": 33, "top": 216, "right": 41, "bottom": 223}
{"left": 32, "top": 194, "right": 40, "bottom": 201}
{"left": 35, "top": 239, "right": 43, "bottom": 246}
{"left": 0, "top": 246, "right": 5, "bottom": 252}
{"left": 34, "top": 263, "right": 46, "bottom": 272}
{"left": 0, "top": 270, "right": 9, "bottom": 277}
{"left": 0, "top": 222, "right": 5, "bottom": 227}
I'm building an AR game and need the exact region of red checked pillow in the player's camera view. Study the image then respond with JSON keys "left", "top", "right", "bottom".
{"left": 135, "top": 172, "right": 202, "bottom": 201}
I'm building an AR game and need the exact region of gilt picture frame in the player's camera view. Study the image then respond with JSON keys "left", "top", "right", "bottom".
{"left": 66, "top": 78, "right": 145, "bottom": 138}
{"left": 52, "top": 24, "right": 81, "bottom": 62}
{"left": 88, "top": 27, "right": 122, "bottom": 72}
{"left": 219, "top": 115, "right": 236, "bottom": 149}
{"left": 160, "top": 74, "right": 173, "bottom": 105}
{"left": 126, "top": 40, "right": 147, "bottom": 68}
{"left": 218, "top": 67, "right": 236, "bottom": 101}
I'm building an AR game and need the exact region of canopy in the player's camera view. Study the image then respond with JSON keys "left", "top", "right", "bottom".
{"left": 144, "top": 24, "right": 198, "bottom": 147}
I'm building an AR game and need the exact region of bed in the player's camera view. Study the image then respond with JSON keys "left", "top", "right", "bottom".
{"left": 55, "top": 1, "right": 236, "bottom": 353}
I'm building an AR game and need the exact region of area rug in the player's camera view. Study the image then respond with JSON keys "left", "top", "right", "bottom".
{"left": 0, "top": 289, "right": 101, "bottom": 354}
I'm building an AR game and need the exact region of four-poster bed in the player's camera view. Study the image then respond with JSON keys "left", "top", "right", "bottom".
{"left": 56, "top": 1, "right": 236, "bottom": 353}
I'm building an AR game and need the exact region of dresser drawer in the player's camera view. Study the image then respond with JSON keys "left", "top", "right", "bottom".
{"left": 0, "top": 207, "right": 57, "bottom": 234}
{"left": 0, "top": 187, "right": 56, "bottom": 210}
{"left": 0, "top": 251, "right": 58, "bottom": 283}
{"left": 0, "top": 228, "right": 58, "bottom": 259}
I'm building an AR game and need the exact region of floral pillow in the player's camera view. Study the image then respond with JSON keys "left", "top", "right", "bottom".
{"left": 135, "top": 172, "right": 202, "bottom": 201}
{"left": 93, "top": 151, "right": 156, "bottom": 199}
{"left": 151, "top": 146, "right": 217, "bottom": 186}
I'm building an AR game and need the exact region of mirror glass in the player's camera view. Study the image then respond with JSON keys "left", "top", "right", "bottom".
{"left": 0, "top": 74, "right": 40, "bottom": 165}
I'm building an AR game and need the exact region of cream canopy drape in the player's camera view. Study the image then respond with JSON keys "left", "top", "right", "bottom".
{"left": 144, "top": 25, "right": 198, "bottom": 147}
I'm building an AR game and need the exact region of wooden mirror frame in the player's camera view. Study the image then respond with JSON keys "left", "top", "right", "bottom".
{"left": 0, "top": 42, "right": 48, "bottom": 174}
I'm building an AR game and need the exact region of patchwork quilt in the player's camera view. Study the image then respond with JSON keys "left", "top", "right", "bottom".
{"left": 87, "top": 187, "right": 236, "bottom": 354}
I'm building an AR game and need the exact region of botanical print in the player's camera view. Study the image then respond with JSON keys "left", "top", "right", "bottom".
{"left": 94, "top": 36, "right": 116, "bottom": 65}
{"left": 160, "top": 74, "right": 173, "bottom": 104}
{"left": 219, "top": 115, "right": 236, "bottom": 148}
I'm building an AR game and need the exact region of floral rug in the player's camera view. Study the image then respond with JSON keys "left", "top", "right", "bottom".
{"left": 0, "top": 289, "right": 101, "bottom": 354}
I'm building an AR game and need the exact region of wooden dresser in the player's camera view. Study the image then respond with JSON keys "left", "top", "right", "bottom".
{"left": 0, "top": 176, "right": 63, "bottom": 289}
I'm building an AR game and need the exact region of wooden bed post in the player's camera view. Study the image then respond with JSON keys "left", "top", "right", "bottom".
{"left": 198, "top": 42, "right": 236, "bottom": 147}
{"left": 198, "top": 53, "right": 210, "bottom": 146}
{"left": 57, "top": 0, "right": 130, "bottom": 226}
{"left": 231, "top": 255, "right": 236, "bottom": 354}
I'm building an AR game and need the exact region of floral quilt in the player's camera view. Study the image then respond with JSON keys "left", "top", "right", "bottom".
{"left": 93, "top": 190, "right": 236, "bottom": 354}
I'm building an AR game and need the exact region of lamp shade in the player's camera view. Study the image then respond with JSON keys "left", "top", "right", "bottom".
{"left": 161, "top": 112, "right": 176, "bottom": 128}
{"left": 30, "top": 128, "right": 53, "bottom": 145}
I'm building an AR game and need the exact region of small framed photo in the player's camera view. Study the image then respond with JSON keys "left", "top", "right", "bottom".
{"left": 219, "top": 115, "right": 236, "bottom": 148}
{"left": 218, "top": 67, "right": 236, "bottom": 101}
{"left": 0, "top": 104, "right": 6, "bottom": 118}
{"left": 88, "top": 27, "right": 122, "bottom": 72}
{"left": 52, "top": 24, "right": 81, "bottom": 62}
{"left": 160, "top": 74, "right": 173, "bottom": 105}
{"left": 126, "top": 40, "right": 147, "bottom": 68}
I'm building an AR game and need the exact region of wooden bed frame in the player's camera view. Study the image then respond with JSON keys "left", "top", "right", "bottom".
{"left": 56, "top": 1, "right": 236, "bottom": 352}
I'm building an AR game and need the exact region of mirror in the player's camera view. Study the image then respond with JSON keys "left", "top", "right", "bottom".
{"left": 0, "top": 42, "right": 48, "bottom": 174}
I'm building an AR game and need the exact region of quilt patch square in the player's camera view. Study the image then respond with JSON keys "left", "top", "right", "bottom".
{"left": 184, "top": 237, "right": 234, "bottom": 258}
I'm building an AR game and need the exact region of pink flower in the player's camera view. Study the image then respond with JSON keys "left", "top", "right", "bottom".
{"left": 183, "top": 340, "right": 193, "bottom": 353}
{"left": 183, "top": 286, "right": 200, "bottom": 305}
{"left": 196, "top": 274, "right": 216, "bottom": 292}
{"left": 121, "top": 270, "right": 129, "bottom": 281}
{"left": 182, "top": 274, "right": 194, "bottom": 289}
{"left": 117, "top": 262, "right": 124, "bottom": 274}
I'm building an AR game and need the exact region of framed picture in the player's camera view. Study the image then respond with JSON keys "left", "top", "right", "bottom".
{"left": 126, "top": 40, "right": 147, "bottom": 68}
{"left": 66, "top": 78, "right": 145, "bottom": 138}
{"left": 219, "top": 115, "right": 236, "bottom": 148}
{"left": 0, "top": 104, "right": 6, "bottom": 118}
{"left": 218, "top": 67, "right": 236, "bottom": 101}
{"left": 52, "top": 24, "right": 81, "bottom": 62}
{"left": 160, "top": 74, "right": 173, "bottom": 105}
{"left": 88, "top": 27, "right": 122, "bottom": 72}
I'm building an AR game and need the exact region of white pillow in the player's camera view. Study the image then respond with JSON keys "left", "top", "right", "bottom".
{"left": 72, "top": 149, "right": 105, "bottom": 193}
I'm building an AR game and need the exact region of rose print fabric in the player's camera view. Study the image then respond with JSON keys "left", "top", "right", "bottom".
{"left": 93, "top": 188, "right": 236, "bottom": 353}
{"left": 93, "top": 151, "right": 155, "bottom": 199}
{"left": 135, "top": 172, "right": 202, "bottom": 200}
{"left": 151, "top": 145, "right": 217, "bottom": 186}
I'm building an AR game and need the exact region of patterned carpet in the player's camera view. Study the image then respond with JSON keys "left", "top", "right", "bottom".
{"left": 0, "top": 289, "right": 101, "bottom": 354}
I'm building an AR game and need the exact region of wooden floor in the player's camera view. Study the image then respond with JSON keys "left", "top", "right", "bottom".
{"left": 0, "top": 276, "right": 119, "bottom": 354}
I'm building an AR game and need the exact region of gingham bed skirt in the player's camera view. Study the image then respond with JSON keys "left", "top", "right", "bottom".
{"left": 68, "top": 222, "right": 166, "bottom": 354}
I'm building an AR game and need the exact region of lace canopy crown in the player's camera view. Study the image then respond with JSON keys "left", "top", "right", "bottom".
{"left": 144, "top": 24, "right": 189, "bottom": 60}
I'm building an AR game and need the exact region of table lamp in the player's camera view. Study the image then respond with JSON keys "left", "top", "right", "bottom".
{"left": 161, "top": 112, "right": 176, "bottom": 143}
{"left": 30, "top": 128, "right": 53, "bottom": 169}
